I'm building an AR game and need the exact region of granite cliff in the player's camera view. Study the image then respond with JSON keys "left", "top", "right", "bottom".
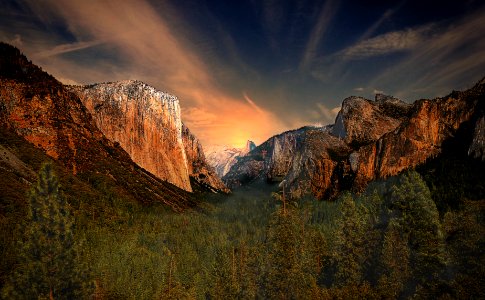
{"left": 0, "top": 42, "right": 196, "bottom": 209}
{"left": 70, "top": 81, "right": 227, "bottom": 194}
{"left": 224, "top": 81, "right": 485, "bottom": 199}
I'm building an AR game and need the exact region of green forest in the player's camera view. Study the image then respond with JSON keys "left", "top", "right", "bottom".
{"left": 1, "top": 163, "right": 483, "bottom": 299}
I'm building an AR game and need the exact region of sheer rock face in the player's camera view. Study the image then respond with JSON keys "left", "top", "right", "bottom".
{"left": 182, "top": 124, "right": 229, "bottom": 193}
{"left": 353, "top": 92, "right": 480, "bottom": 191}
{"left": 71, "top": 81, "right": 228, "bottom": 193}
{"left": 223, "top": 126, "right": 351, "bottom": 198}
{"left": 0, "top": 79, "right": 104, "bottom": 174}
{"left": 224, "top": 82, "right": 484, "bottom": 199}
{"left": 71, "top": 81, "right": 191, "bottom": 191}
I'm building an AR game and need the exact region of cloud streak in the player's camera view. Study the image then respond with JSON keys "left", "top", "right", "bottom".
{"left": 33, "top": 40, "right": 102, "bottom": 59}
{"left": 13, "top": 0, "right": 286, "bottom": 148}
{"left": 299, "top": 0, "right": 339, "bottom": 70}
{"left": 368, "top": 8, "right": 485, "bottom": 99}
{"left": 339, "top": 25, "right": 434, "bottom": 60}
{"left": 309, "top": 7, "right": 485, "bottom": 101}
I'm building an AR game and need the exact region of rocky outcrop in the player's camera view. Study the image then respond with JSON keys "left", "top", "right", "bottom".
{"left": 206, "top": 140, "right": 256, "bottom": 178}
{"left": 331, "top": 95, "right": 411, "bottom": 147}
{"left": 71, "top": 81, "right": 228, "bottom": 194}
{"left": 182, "top": 124, "right": 229, "bottom": 193}
{"left": 224, "top": 83, "right": 484, "bottom": 200}
{"left": 0, "top": 42, "right": 195, "bottom": 209}
{"left": 352, "top": 91, "right": 480, "bottom": 191}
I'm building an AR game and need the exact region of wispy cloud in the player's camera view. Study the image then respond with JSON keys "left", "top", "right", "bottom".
{"left": 309, "top": 7, "right": 485, "bottom": 101}
{"left": 33, "top": 40, "right": 102, "bottom": 59}
{"left": 243, "top": 92, "right": 265, "bottom": 115}
{"left": 318, "top": 103, "right": 340, "bottom": 124}
{"left": 8, "top": 0, "right": 286, "bottom": 148}
{"left": 299, "top": 0, "right": 339, "bottom": 70}
{"left": 358, "top": 1, "right": 405, "bottom": 41}
{"left": 309, "top": 103, "right": 340, "bottom": 125}
{"left": 340, "top": 25, "right": 434, "bottom": 60}
{"left": 368, "top": 8, "right": 485, "bottom": 99}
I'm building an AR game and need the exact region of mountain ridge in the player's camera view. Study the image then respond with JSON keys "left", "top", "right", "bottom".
{"left": 70, "top": 80, "right": 228, "bottom": 194}
{"left": 223, "top": 80, "right": 485, "bottom": 200}
{"left": 0, "top": 42, "right": 207, "bottom": 210}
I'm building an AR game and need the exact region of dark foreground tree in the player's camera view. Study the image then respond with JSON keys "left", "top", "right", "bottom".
{"left": 2, "top": 163, "right": 93, "bottom": 299}
{"left": 386, "top": 171, "right": 448, "bottom": 297}
{"left": 333, "top": 193, "right": 368, "bottom": 286}
{"left": 264, "top": 207, "right": 318, "bottom": 299}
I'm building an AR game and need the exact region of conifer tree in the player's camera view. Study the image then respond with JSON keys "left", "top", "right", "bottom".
{"left": 264, "top": 207, "right": 316, "bottom": 299}
{"left": 333, "top": 193, "right": 368, "bottom": 287}
{"left": 210, "top": 248, "right": 238, "bottom": 299}
{"left": 376, "top": 219, "right": 411, "bottom": 298}
{"left": 2, "top": 163, "right": 92, "bottom": 299}
{"left": 388, "top": 171, "right": 447, "bottom": 296}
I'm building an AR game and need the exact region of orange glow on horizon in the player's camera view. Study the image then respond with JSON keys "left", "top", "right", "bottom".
{"left": 181, "top": 92, "right": 287, "bottom": 150}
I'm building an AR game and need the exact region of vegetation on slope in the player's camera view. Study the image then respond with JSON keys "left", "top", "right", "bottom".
{"left": 1, "top": 165, "right": 483, "bottom": 299}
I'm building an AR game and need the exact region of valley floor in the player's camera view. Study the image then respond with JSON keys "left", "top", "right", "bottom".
{"left": 5, "top": 171, "right": 484, "bottom": 299}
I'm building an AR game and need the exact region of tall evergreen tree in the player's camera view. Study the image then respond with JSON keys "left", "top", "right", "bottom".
{"left": 2, "top": 163, "right": 92, "bottom": 299}
{"left": 388, "top": 171, "right": 447, "bottom": 296}
{"left": 376, "top": 219, "right": 411, "bottom": 298}
{"left": 264, "top": 207, "right": 316, "bottom": 299}
{"left": 333, "top": 193, "right": 368, "bottom": 287}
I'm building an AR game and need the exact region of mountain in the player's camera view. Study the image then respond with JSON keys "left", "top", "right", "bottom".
{"left": 69, "top": 81, "right": 227, "bottom": 193}
{"left": 206, "top": 140, "right": 256, "bottom": 178}
{"left": 223, "top": 82, "right": 485, "bottom": 200}
{"left": 0, "top": 42, "right": 198, "bottom": 210}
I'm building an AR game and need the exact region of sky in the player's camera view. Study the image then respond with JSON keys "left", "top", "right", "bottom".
{"left": 1, "top": 0, "right": 484, "bottom": 149}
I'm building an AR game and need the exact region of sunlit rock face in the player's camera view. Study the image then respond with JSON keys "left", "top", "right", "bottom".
{"left": 0, "top": 79, "right": 104, "bottom": 174}
{"left": 0, "top": 43, "right": 105, "bottom": 175}
{"left": 224, "top": 81, "right": 484, "bottom": 199}
{"left": 0, "top": 43, "right": 197, "bottom": 208}
{"left": 206, "top": 140, "right": 256, "bottom": 178}
{"left": 71, "top": 81, "right": 228, "bottom": 193}
{"left": 353, "top": 86, "right": 484, "bottom": 191}
{"left": 72, "top": 81, "right": 193, "bottom": 191}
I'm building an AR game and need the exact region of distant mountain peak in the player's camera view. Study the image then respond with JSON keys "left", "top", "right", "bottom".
{"left": 206, "top": 140, "right": 257, "bottom": 178}
{"left": 245, "top": 140, "right": 256, "bottom": 153}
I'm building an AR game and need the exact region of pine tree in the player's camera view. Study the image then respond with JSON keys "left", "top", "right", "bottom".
{"left": 210, "top": 248, "right": 238, "bottom": 299}
{"left": 376, "top": 219, "right": 411, "bottom": 298}
{"left": 387, "top": 171, "right": 447, "bottom": 297}
{"left": 333, "top": 193, "right": 368, "bottom": 287}
{"left": 2, "top": 163, "right": 93, "bottom": 299}
{"left": 264, "top": 207, "right": 316, "bottom": 299}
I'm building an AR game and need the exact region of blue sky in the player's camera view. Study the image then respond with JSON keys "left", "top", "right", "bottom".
{"left": 1, "top": 0, "right": 484, "bottom": 148}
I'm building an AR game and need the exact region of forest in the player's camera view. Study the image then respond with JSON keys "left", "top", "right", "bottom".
{"left": 1, "top": 162, "right": 483, "bottom": 299}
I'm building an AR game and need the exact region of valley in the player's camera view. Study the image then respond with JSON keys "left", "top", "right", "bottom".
{"left": 0, "top": 38, "right": 484, "bottom": 299}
